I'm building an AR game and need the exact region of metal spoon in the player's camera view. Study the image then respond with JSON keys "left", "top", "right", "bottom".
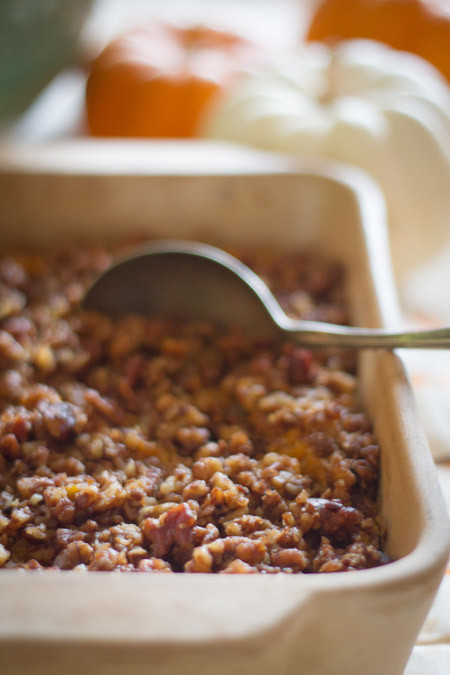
{"left": 82, "top": 239, "right": 450, "bottom": 349}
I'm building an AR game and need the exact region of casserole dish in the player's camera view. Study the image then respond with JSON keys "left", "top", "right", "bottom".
{"left": 0, "top": 140, "right": 448, "bottom": 675}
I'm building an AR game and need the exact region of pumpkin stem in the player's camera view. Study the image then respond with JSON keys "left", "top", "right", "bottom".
{"left": 320, "top": 49, "right": 339, "bottom": 105}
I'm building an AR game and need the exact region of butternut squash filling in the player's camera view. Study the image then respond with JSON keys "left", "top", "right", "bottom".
{"left": 0, "top": 244, "right": 389, "bottom": 573}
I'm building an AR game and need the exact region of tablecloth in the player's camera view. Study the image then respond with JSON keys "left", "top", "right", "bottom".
{"left": 402, "top": 254, "right": 450, "bottom": 672}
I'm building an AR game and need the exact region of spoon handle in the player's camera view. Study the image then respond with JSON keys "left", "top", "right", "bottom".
{"left": 284, "top": 320, "right": 450, "bottom": 349}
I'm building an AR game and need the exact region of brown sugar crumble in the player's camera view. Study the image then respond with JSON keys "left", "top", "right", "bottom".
{"left": 0, "top": 243, "right": 390, "bottom": 573}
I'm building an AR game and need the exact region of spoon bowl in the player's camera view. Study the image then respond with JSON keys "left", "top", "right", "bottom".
{"left": 83, "top": 239, "right": 450, "bottom": 350}
{"left": 84, "top": 240, "right": 280, "bottom": 337}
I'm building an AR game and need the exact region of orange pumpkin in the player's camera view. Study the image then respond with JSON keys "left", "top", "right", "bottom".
{"left": 305, "top": 0, "right": 450, "bottom": 83}
{"left": 85, "top": 23, "right": 262, "bottom": 138}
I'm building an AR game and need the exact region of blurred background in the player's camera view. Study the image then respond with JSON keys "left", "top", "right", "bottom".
{"left": 0, "top": 0, "right": 310, "bottom": 139}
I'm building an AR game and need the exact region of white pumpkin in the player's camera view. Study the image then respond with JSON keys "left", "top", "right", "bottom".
{"left": 205, "top": 39, "right": 450, "bottom": 280}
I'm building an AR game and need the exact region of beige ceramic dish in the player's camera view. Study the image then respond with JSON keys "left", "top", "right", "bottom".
{"left": 0, "top": 140, "right": 448, "bottom": 675}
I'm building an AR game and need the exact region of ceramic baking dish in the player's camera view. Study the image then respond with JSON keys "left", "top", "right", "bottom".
{"left": 0, "top": 140, "right": 448, "bottom": 675}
